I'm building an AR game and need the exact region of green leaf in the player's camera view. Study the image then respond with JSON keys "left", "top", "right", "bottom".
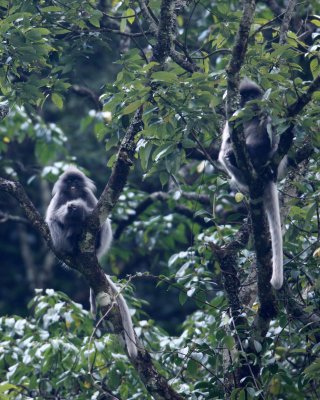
{"left": 153, "top": 144, "right": 174, "bottom": 162}
{"left": 310, "top": 58, "right": 320, "bottom": 79}
{"left": 51, "top": 93, "right": 64, "bottom": 109}
{"left": 125, "top": 8, "right": 135, "bottom": 24}
{"left": 122, "top": 99, "right": 144, "bottom": 115}
{"left": 89, "top": 9, "right": 103, "bottom": 28}
{"left": 187, "top": 358, "right": 198, "bottom": 374}
{"left": 179, "top": 290, "right": 187, "bottom": 305}
{"left": 151, "top": 71, "right": 177, "bottom": 83}
{"left": 89, "top": 16, "right": 100, "bottom": 28}
{"left": 223, "top": 335, "right": 234, "bottom": 350}
{"left": 139, "top": 141, "right": 153, "bottom": 171}
{"left": 0, "top": 383, "right": 18, "bottom": 393}
{"left": 310, "top": 17, "right": 320, "bottom": 27}
{"left": 159, "top": 171, "right": 169, "bottom": 186}
{"left": 40, "top": 6, "right": 62, "bottom": 12}
{"left": 253, "top": 339, "right": 262, "bottom": 353}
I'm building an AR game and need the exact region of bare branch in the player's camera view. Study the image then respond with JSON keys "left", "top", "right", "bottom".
{"left": 279, "top": 0, "right": 297, "bottom": 45}
{"left": 138, "top": 0, "right": 158, "bottom": 33}
{"left": 0, "top": 211, "right": 29, "bottom": 224}
{"left": 287, "top": 75, "right": 320, "bottom": 118}
{"left": 0, "top": 178, "right": 52, "bottom": 246}
{"left": 91, "top": 107, "right": 144, "bottom": 226}
{"left": 169, "top": 48, "right": 199, "bottom": 73}
{"left": 72, "top": 85, "right": 102, "bottom": 111}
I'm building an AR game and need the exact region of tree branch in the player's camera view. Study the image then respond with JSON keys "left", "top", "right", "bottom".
{"left": 279, "top": 0, "right": 297, "bottom": 45}
{"left": 0, "top": 179, "right": 52, "bottom": 246}
{"left": 223, "top": 0, "right": 278, "bottom": 362}
{"left": 226, "top": 0, "right": 257, "bottom": 184}
{"left": 273, "top": 74, "right": 320, "bottom": 165}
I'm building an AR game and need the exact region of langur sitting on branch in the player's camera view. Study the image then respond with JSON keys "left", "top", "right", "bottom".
{"left": 46, "top": 166, "right": 138, "bottom": 358}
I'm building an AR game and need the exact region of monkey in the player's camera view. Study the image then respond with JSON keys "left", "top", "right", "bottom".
{"left": 218, "top": 79, "right": 285, "bottom": 290}
{"left": 46, "top": 166, "right": 112, "bottom": 256}
{"left": 46, "top": 166, "right": 138, "bottom": 358}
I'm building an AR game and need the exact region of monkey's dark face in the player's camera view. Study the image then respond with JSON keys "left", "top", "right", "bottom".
{"left": 61, "top": 174, "right": 85, "bottom": 198}
{"left": 64, "top": 202, "right": 87, "bottom": 223}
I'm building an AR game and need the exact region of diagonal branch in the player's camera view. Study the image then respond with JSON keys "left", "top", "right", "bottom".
{"left": 273, "top": 74, "right": 320, "bottom": 165}
{"left": 279, "top": 0, "right": 297, "bottom": 45}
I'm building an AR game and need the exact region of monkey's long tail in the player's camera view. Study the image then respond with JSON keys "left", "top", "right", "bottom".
{"left": 105, "top": 275, "right": 138, "bottom": 359}
{"left": 264, "top": 181, "right": 283, "bottom": 289}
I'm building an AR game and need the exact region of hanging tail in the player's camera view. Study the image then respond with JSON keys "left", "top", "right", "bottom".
{"left": 105, "top": 275, "right": 138, "bottom": 359}
{"left": 264, "top": 181, "right": 283, "bottom": 289}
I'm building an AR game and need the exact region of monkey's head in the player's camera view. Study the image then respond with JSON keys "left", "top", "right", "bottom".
{"left": 239, "top": 78, "right": 263, "bottom": 107}
{"left": 65, "top": 200, "right": 88, "bottom": 223}
{"left": 56, "top": 199, "right": 91, "bottom": 224}
{"left": 52, "top": 166, "right": 96, "bottom": 199}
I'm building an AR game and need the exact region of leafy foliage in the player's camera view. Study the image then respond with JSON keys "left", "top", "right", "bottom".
{"left": 0, "top": 0, "right": 320, "bottom": 398}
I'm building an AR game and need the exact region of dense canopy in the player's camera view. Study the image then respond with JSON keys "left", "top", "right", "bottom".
{"left": 0, "top": 0, "right": 320, "bottom": 399}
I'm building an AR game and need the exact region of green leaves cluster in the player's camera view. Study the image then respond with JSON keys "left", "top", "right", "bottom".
{"left": 0, "top": 290, "right": 147, "bottom": 399}
{"left": 0, "top": 0, "right": 320, "bottom": 399}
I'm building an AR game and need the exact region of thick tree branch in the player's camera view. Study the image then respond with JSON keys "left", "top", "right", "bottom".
{"left": 71, "top": 85, "right": 103, "bottom": 110}
{"left": 90, "top": 107, "right": 144, "bottom": 227}
{"left": 210, "top": 223, "right": 266, "bottom": 384}
{"left": 138, "top": 0, "right": 158, "bottom": 33}
{"left": 262, "top": 0, "right": 283, "bottom": 16}
{"left": 279, "top": 0, "right": 297, "bottom": 45}
{"left": 152, "top": 0, "right": 175, "bottom": 63}
{"left": 169, "top": 49, "right": 199, "bottom": 73}
{"left": 226, "top": 0, "right": 257, "bottom": 184}
{"left": 140, "top": 0, "right": 198, "bottom": 72}
{"left": 0, "top": 179, "right": 52, "bottom": 245}
{"left": 222, "top": 1, "right": 278, "bottom": 377}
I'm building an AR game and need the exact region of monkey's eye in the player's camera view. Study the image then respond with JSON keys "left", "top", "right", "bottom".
{"left": 67, "top": 177, "right": 82, "bottom": 186}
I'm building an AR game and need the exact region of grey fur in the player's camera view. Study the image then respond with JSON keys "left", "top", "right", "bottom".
{"left": 46, "top": 166, "right": 138, "bottom": 358}
{"left": 218, "top": 79, "right": 285, "bottom": 290}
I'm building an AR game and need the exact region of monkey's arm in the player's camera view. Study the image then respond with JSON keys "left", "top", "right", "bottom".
{"left": 47, "top": 219, "right": 73, "bottom": 254}
{"left": 218, "top": 123, "right": 248, "bottom": 190}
